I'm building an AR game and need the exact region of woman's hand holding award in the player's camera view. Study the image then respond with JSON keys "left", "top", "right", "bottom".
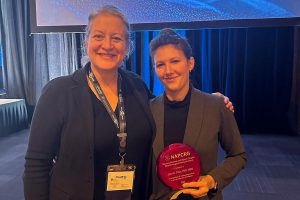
{"left": 157, "top": 143, "right": 201, "bottom": 199}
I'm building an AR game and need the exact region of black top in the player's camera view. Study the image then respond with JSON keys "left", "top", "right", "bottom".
{"left": 163, "top": 86, "right": 192, "bottom": 147}
{"left": 91, "top": 76, "right": 152, "bottom": 200}
{"left": 164, "top": 86, "right": 194, "bottom": 200}
{"left": 163, "top": 86, "right": 197, "bottom": 200}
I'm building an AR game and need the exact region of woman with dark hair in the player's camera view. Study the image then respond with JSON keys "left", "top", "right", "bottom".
{"left": 149, "top": 29, "right": 246, "bottom": 200}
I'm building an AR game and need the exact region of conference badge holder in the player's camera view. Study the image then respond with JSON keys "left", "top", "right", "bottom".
{"left": 106, "top": 164, "right": 136, "bottom": 192}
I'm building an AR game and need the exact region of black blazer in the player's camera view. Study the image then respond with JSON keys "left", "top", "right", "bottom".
{"left": 23, "top": 64, "right": 155, "bottom": 200}
{"left": 150, "top": 88, "right": 247, "bottom": 200}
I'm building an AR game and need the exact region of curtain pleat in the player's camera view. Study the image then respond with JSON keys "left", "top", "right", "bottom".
{"left": 128, "top": 27, "right": 295, "bottom": 134}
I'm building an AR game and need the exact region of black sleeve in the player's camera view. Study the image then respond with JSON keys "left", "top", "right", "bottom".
{"left": 23, "top": 80, "right": 65, "bottom": 200}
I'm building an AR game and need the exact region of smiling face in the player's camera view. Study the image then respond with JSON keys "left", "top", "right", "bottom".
{"left": 153, "top": 44, "right": 195, "bottom": 100}
{"left": 86, "top": 14, "right": 128, "bottom": 73}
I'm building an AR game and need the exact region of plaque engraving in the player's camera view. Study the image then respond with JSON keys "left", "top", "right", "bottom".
{"left": 157, "top": 143, "right": 201, "bottom": 189}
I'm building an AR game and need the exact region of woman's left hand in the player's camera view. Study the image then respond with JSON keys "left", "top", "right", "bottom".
{"left": 181, "top": 175, "right": 216, "bottom": 198}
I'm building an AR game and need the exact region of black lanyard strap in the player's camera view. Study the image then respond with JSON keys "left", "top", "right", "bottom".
{"left": 88, "top": 68, "right": 127, "bottom": 158}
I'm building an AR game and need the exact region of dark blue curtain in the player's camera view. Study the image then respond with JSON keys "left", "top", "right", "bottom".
{"left": 125, "top": 27, "right": 294, "bottom": 134}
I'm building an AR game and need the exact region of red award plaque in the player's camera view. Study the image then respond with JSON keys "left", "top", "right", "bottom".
{"left": 157, "top": 143, "right": 201, "bottom": 190}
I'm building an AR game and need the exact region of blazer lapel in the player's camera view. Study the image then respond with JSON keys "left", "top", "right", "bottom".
{"left": 120, "top": 69, "right": 156, "bottom": 141}
{"left": 151, "top": 95, "right": 164, "bottom": 159}
{"left": 71, "top": 67, "right": 95, "bottom": 155}
{"left": 132, "top": 88, "right": 156, "bottom": 138}
{"left": 183, "top": 88, "right": 205, "bottom": 149}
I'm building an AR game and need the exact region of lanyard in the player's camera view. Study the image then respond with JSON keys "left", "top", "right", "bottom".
{"left": 88, "top": 68, "right": 127, "bottom": 164}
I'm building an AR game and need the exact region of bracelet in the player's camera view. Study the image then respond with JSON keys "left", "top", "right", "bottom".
{"left": 210, "top": 182, "right": 218, "bottom": 193}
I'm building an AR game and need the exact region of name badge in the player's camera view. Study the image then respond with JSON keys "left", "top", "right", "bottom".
{"left": 106, "top": 164, "right": 136, "bottom": 192}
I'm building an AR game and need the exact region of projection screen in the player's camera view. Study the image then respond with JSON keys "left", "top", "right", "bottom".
{"left": 29, "top": 0, "right": 300, "bottom": 33}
